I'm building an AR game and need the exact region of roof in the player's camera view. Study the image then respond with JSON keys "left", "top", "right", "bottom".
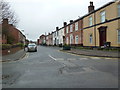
{"left": 60, "top": 1, "right": 115, "bottom": 29}
{"left": 49, "top": 1, "right": 115, "bottom": 34}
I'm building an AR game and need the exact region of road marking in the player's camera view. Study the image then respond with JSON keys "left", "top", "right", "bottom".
{"left": 79, "top": 58, "right": 88, "bottom": 60}
{"left": 48, "top": 55, "right": 57, "bottom": 61}
{"left": 89, "top": 57, "right": 101, "bottom": 59}
{"left": 22, "top": 53, "right": 29, "bottom": 60}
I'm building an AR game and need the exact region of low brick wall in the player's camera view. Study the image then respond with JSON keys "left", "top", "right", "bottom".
{"left": 2, "top": 47, "right": 23, "bottom": 56}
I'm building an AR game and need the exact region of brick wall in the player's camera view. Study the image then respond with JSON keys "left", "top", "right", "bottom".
{"left": 2, "top": 47, "right": 22, "bottom": 56}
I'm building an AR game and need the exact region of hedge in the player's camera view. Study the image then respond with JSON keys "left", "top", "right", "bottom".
{"left": 1, "top": 43, "right": 24, "bottom": 50}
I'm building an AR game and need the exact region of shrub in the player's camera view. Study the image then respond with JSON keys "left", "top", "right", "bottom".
{"left": 16, "top": 43, "right": 24, "bottom": 47}
{"left": 63, "top": 44, "right": 71, "bottom": 50}
{"left": 59, "top": 44, "right": 63, "bottom": 47}
{"left": 2, "top": 44, "right": 12, "bottom": 50}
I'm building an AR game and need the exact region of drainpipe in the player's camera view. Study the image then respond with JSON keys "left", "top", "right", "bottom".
{"left": 94, "top": 12, "right": 96, "bottom": 48}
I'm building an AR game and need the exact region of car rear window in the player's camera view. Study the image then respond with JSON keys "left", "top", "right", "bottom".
{"left": 28, "top": 44, "right": 36, "bottom": 46}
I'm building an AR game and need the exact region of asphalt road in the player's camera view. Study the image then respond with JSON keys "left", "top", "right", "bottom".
{"left": 2, "top": 46, "right": 118, "bottom": 88}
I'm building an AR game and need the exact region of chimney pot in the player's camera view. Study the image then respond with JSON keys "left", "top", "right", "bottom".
{"left": 56, "top": 27, "right": 59, "bottom": 31}
{"left": 63, "top": 22, "right": 67, "bottom": 26}
{"left": 70, "top": 20, "right": 73, "bottom": 23}
{"left": 88, "top": 1, "right": 94, "bottom": 13}
{"left": 90, "top": 1, "right": 93, "bottom": 6}
{"left": 3, "top": 19, "right": 8, "bottom": 24}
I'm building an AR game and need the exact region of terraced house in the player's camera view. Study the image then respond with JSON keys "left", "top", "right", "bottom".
{"left": 2, "top": 19, "right": 26, "bottom": 44}
{"left": 64, "top": 18, "right": 83, "bottom": 46}
{"left": 52, "top": 27, "right": 59, "bottom": 46}
{"left": 39, "top": 0, "right": 120, "bottom": 48}
{"left": 83, "top": 0, "right": 120, "bottom": 47}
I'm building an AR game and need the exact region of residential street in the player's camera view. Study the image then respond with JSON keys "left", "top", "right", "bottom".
{"left": 2, "top": 46, "right": 118, "bottom": 88}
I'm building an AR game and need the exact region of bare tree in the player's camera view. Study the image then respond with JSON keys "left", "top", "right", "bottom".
{"left": 0, "top": 0, "right": 19, "bottom": 26}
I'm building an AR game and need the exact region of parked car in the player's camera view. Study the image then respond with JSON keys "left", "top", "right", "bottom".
{"left": 27, "top": 43, "right": 37, "bottom": 52}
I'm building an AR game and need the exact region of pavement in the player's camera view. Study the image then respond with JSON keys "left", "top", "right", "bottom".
{"left": 61, "top": 48, "right": 119, "bottom": 58}
{"left": 2, "top": 49, "right": 26, "bottom": 62}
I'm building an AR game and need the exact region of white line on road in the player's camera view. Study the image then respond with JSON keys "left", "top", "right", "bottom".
{"left": 48, "top": 55, "right": 57, "bottom": 61}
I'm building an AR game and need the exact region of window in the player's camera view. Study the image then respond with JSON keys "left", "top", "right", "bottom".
{"left": 70, "top": 34, "right": 73, "bottom": 44}
{"left": 66, "top": 26, "right": 68, "bottom": 33}
{"left": 57, "top": 31, "right": 59, "bottom": 36}
{"left": 100, "top": 11, "right": 106, "bottom": 23}
{"left": 89, "top": 16, "right": 93, "bottom": 26}
{"left": 75, "top": 22, "right": 78, "bottom": 31}
{"left": 54, "top": 33, "right": 56, "bottom": 37}
{"left": 70, "top": 25, "right": 73, "bottom": 32}
{"left": 118, "top": 4, "right": 120, "bottom": 17}
{"left": 89, "top": 34, "right": 93, "bottom": 44}
{"left": 75, "top": 35, "right": 79, "bottom": 44}
{"left": 118, "top": 30, "right": 120, "bottom": 43}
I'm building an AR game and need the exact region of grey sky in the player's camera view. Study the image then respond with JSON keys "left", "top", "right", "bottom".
{"left": 7, "top": 0, "right": 113, "bottom": 41}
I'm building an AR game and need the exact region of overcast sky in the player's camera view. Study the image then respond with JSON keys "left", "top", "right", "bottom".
{"left": 7, "top": 0, "right": 113, "bottom": 41}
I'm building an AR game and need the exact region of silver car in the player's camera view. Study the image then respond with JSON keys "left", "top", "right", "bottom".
{"left": 27, "top": 43, "right": 37, "bottom": 52}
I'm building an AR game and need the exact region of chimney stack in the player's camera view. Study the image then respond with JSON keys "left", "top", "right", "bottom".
{"left": 3, "top": 19, "right": 8, "bottom": 24}
{"left": 88, "top": 1, "right": 94, "bottom": 13}
{"left": 56, "top": 27, "right": 59, "bottom": 31}
{"left": 63, "top": 22, "right": 67, "bottom": 26}
{"left": 70, "top": 20, "right": 73, "bottom": 23}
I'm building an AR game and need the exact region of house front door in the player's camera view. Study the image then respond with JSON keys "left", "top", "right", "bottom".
{"left": 98, "top": 26, "right": 107, "bottom": 46}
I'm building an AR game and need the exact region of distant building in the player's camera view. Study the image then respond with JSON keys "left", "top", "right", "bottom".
{"left": 58, "top": 26, "right": 65, "bottom": 46}
{"left": 37, "top": 39, "right": 40, "bottom": 45}
{"left": 52, "top": 27, "right": 59, "bottom": 46}
{"left": 39, "top": 34, "right": 46, "bottom": 45}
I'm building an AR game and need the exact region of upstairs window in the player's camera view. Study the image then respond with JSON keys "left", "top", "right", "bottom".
{"left": 57, "top": 31, "right": 59, "bottom": 36}
{"left": 118, "top": 4, "right": 120, "bottom": 17}
{"left": 66, "top": 37, "right": 69, "bottom": 44}
{"left": 70, "top": 25, "right": 73, "bottom": 32}
{"left": 89, "top": 16, "right": 93, "bottom": 26}
{"left": 54, "top": 33, "right": 56, "bottom": 37}
{"left": 70, "top": 34, "right": 73, "bottom": 44}
{"left": 75, "top": 22, "right": 78, "bottom": 31}
{"left": 100, "top": 11, "right": 106, "bottom": 23}
{"left": 66, "top": 26, "right": 68, "bottom": 33}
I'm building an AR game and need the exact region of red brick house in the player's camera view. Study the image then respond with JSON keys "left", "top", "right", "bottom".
{"left": 64, "top": 18, "right": 83, "bottom": 46}
{"left": 2, "top": 19, "right": 26, "bottom": 44}
{"left": 39, "top": 34, "right": 46, "bottom": 45}
{"left": 48, "top": 33, "right": 53, "bottom": 46}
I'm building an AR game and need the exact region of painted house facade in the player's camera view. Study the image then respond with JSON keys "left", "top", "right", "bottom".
{"left": 47, "top": 33, "right": 53, "bottom": 46}
{"left": 83, "top": 1, "right": 120, "bottom": 47}
{"left": 52, "top": 27, "right": 59, "bottom": 46}
{"left": 58, "top": 27, "right": 64, "bottom": 45}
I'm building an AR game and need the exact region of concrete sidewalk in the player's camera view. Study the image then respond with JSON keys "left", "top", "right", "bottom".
{"left": 61, "top": 48, "right": 119, "bottom": 58}
{"left": 2, "top": 49, "right": 26, "bottom": 62}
